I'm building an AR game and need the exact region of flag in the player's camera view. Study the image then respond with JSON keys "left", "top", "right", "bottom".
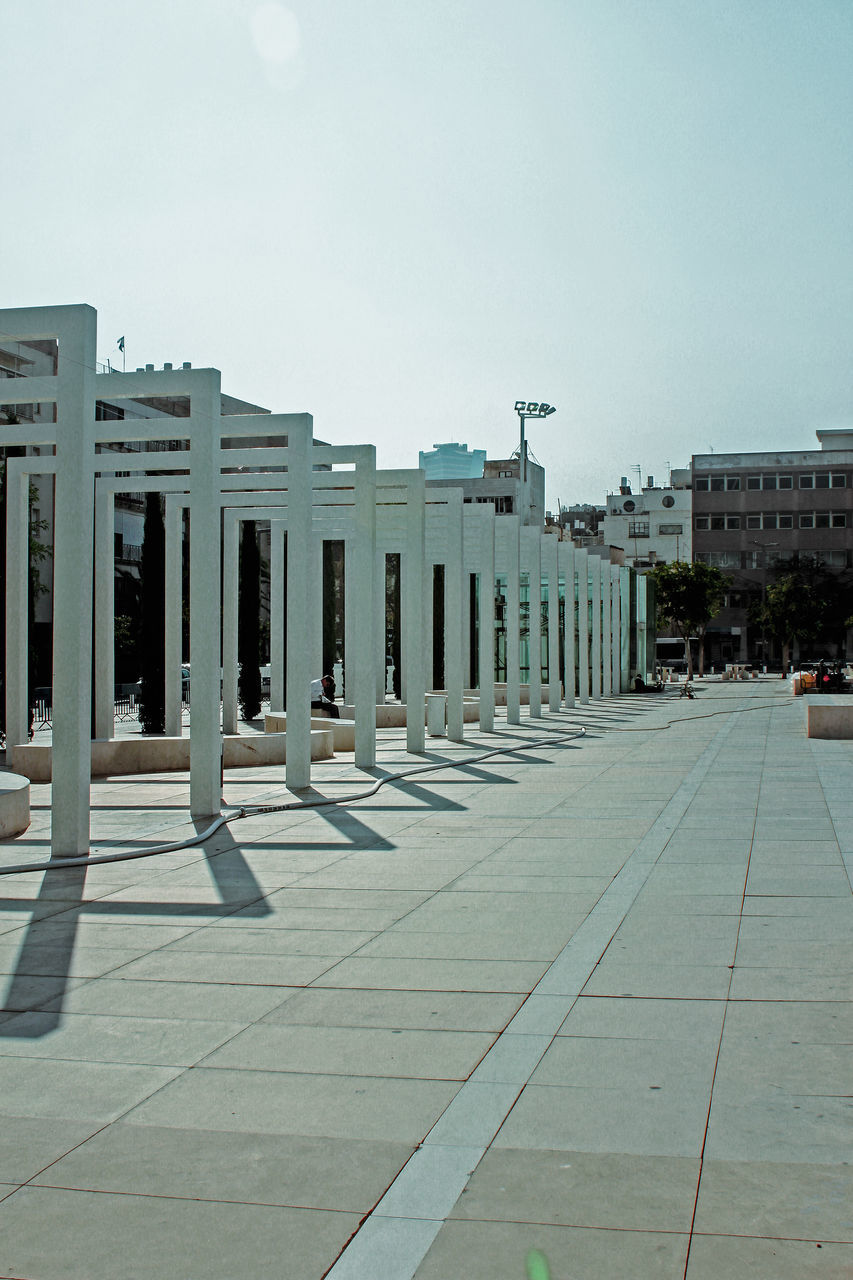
{"left": 117, "top": 336, "right": 125, "bottom": 352}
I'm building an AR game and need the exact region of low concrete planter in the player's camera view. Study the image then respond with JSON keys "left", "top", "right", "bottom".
{"left": 335, "top": 700, "right": 480, "bottom": 728}
{"left": 11, "top": 730, "right": 335, "bottom": 781}
{"left": 265, "top": 713, "right": 356, "bottom": 752}
{"left": 0, "top": 772, "right": 30, "bottom": 837}
{"left": 804, "top": 695, "right": 853, "bottom": 739}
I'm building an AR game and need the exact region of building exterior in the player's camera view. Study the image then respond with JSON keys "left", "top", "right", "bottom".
{"left": 553, "top": 503, "right": 606, "bottom": 546}
{"left": 419, "top": 441, "right": 486, "bottom": 480}
{"left": 692, "top": 436, "right": 853, "bottom": 666}
{"left": 425, "top": 455, "right": 545, "bottom": 527}
{"left": 602, "top": 470, "right": 692, "bottom": 571}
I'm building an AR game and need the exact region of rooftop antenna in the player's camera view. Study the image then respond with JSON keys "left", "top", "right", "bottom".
{"left": 633, "top": 464, "right": 642, "bottom": 491}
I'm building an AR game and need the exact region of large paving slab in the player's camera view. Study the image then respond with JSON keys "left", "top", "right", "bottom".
{"left": 0, "top": 681, "right": 850, "bottom": 1279}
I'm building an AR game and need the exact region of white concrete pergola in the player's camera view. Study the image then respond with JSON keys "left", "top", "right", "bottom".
{"left": 1, "top": 304, "right": 639, "bottom": 857}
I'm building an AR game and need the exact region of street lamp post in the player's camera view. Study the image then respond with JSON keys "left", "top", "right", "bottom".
{"left": 751, "top": 539, "right": 778, "bottom": 672}
{"left": 514, "top": 400, "right": 556, "bottom": 483}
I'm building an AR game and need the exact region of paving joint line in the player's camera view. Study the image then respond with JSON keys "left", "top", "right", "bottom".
{"left": 323, "top": 702, "right": 744, "bottom": 1280}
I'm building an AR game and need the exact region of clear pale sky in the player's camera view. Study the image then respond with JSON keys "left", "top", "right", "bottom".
{"left": 6, "top": 0, "right": 852, "bottom": 508}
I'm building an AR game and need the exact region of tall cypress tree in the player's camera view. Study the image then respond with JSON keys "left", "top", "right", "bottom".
{"left": 138, "top": 491, "right": 165, "bottom": 734}
{"left": 237, "top": 519, "right": 262, "bottom": 721}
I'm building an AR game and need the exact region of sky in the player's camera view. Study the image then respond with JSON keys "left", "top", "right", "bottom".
{"left": 5, "top": 0, "right": 852, "bottom": 508}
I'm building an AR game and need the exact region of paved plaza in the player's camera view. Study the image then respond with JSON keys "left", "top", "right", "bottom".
{"left": 0, "top": 681, "right": 850, "bottom": 1278}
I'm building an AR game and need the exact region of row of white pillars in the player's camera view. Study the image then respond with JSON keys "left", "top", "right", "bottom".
{"left": 1, "top": 304, "right": 637, "bottom": 858}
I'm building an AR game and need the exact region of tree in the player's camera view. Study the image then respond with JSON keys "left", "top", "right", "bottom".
{"left": 650, "top": 561, "right": 729, "bottom": 679}
{"left": 237, "top": 520, "right": 262, "bottom": 721}
{"left": 752, "top": 555, "right": 853, "bottom": 672}
{"left": 138, "top": 491, "right": 166, "bottom": 734}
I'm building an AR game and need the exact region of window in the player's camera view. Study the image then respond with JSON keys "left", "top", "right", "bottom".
{"left": 763, "top": 513, "right": 777, "bottom": 529}
{"left": 747, "top": 515, "right": 761, "bottom": 529}
{"left": 726, "top": 515, "right": 741, "bottom": 529}
{"left": 694, "top": 476, "right": 709, "bottom": 491}
{"left": 498, "top": 469, "right": 514, "bottom": 477}
{"left": 707, "top": 550, "right": 739, "bottom": 567}
{"left": 800, "top": 474, "right": 814, "bottom": 488}
{"left": 799, "top": 513, "right": 814, "bottom": 528}
{"left": 711, "top": 515, "right": 725, "bottom": 530}
{"left": 658, "top": 523, "right": 683, "bottom": 535}
{"left": 710, "top": 477, "right": 725, "bottom": 491}
{"left": 832, "top": 512, "right": 847, "bottom": 528}
{"left": 628, "top": 521, "right": 649, "bottom": 538}
{"left": 778, "top": 514, "right": 793, "bottom": 529}
{"left": 815, "top": 473, "right": 830, "bottom": 488}
{"left": 726, "top": 476, "right": 741, "bottom": 490}
{"left": 815, "top": 512, "right": 831, "bottom": 528}
{"left": 831, "top": 473, "right": 846, "bottom": 487}
{"left": 661, "top": 494, "right": 675, "bottom": 508}
{"left": 623, "top": 499, "right": 636, "bottom": 512}
{"left": 694, "top": 515, "right": 709, "bottom": 530}
{"left": 778, "top": 475, "right": 793, "bottom": 489}
{"left": 763, "top": 475, "right": 777, "bottom": 490}
{"left": 747, "top": 475, "right": 761, "bottom": 490}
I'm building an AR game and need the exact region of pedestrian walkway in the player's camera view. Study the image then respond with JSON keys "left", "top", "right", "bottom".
{"left": 0, "top": 681, "right": 850, "bottom": 1278}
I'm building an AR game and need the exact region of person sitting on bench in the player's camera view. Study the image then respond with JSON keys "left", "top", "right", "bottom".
{"left": 311, "top": 674, "right": 340, "bottom": 718}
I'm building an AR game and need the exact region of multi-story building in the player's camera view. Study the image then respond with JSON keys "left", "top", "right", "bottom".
{"left": 692, "top": 433, "right": 853, "bottom": 666}
{"left": 602, "top": 470, "right": 692, "bottom": 570}
{"left": 424, "top": 454, "right": 545, "bottom": 527}
{"left": 419, "top": 441, "right": 486, "bottom": 480}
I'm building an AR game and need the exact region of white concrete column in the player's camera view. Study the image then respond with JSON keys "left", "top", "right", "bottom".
{"left": 94, "top": 485, "right": 115, "bottom": 739}
{"left": 189, "top": 372, "right": 224, "bottom": 818}
{"left": 422, "top": 562, "right": 434, "bottom": 693}
{"left": 285, "top": 417, "right": 314, "bottom": 789}
{"left": 221, "top": 512, "right": 239, "bottom": 735}
{"left": 312, "top": 533, "right": 325, "bottom": 686}
{"left": 611, "top": 565, "right": 622, "bottom": 694}
{"left": 5, "top": 459, "right": 31, "bottom": 750}
{"left": 545, "top": 536, "right": 561, "bottom": 711}
{"left": 504, "top": 518, "right": 521, "bottom": 725}
{"left": 51, "top": 305, "right": 98, "bottom": 855}
{"left": 576, "top": 548, "right": 590, "bottom": 705}
{"left": 476, "top": 508, "right": 496, "bottom": 733}
{"left": 269, "top": 520, "right": 285, "bottom": 711}
{"left": 602, "top": 559, "right": 612, "bottom": 698}
{"left": 445, "top": 495, "right": 465, "bottom": 742}
{"left": 523, "top": 528, "right": 542, "bottom": 718}
{"left": 591, "top": 558, "right": 602, "bottom": 699}
{"left": 375, "top": 547, "right": 388, "bottom": 704}
{"left": 405, "top": 473, "right": 426, "bottom": 752}
{"left": 164, "top": 497, "right": 185, "bottom": 737}
{"left": 352, "top": 447, "right": 377, "bottom": 768}
{"left": 561, "top": 543, "right": 576, "bottom": 708}
{"left": 620, "top": 568, "right": 632, "bottom": 692}
{"left": 343, "top": 533, "right": 354, "bottom": 706}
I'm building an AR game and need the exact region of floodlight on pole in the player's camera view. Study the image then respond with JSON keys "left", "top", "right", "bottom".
{"left": 514, "top": 400, "right": 556, "bottom": 481}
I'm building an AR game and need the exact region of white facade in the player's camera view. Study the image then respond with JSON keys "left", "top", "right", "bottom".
{"left": 602, "top": 475, "right": 692, "bottom": 570}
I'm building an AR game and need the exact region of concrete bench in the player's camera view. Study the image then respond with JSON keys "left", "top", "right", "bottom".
{"left": 265, "top": 712, "right": 355, "bottom": 752}
{"left": 804, "top": 695, "right": 853, "bottom": 739}
{"left": 10, "top": 729, "right": 335, "bottom": 781}
{"left": 0, "top": 771, "right": 30, "bottom": 837}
